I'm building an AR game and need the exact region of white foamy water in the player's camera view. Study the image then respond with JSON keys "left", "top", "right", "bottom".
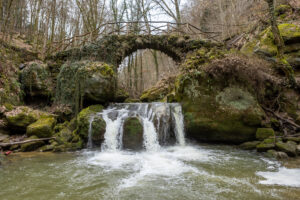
{"left": 257, "top": 168, "right": 300, "bottom": 187}
{"left": 88, "top": 103, "right": 186, "bottom": 150}
{"left": 83, "top": 102, "right": 300, "bottom": 198}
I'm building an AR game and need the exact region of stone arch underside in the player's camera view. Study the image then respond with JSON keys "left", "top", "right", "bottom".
{"left": 51, "top": 35, "right": 222, "bottom": 70}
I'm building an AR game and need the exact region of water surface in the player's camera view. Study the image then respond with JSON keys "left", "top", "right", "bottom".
{"left": 1, "top": 144, "right": 300, "bottom": 200}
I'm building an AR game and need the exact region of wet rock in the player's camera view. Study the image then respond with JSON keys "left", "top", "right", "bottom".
{"left": 76, "top": 105, "right": 106, "bottom": 146}
{"left": 26, "top": 117, "right": 56, "bottom": 138}
{"left": 122, "top": 117, "right": 144, "bottom": 150}
{"left": 276, "top": 141, "right": 297, "bottom": 157}
{"left": 20, "top": 136, "right": 45, "bottom": 152}
{"left": 284, "top": 136, "right": 300, "bottom": 143}
{"left": 256, "top": 138, "right": 275, "bottom": 152}
{"left": 239, "top": 141, "right": 260, "bottom": 150}
{"left": 267, "top": 149, "right": 289, "bottom": 159}
{"left": 20, "top": 61, "right": 54, "bottom": 98}
{"left": 256, "top": 128, "right": 275, "bottom": 141}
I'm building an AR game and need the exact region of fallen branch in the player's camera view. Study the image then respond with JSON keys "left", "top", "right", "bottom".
{"left": 262, "top": 106, "right": 300, "bottom": 130}
{"left": 0, "top": 137, "right": 56, "bottom": 147}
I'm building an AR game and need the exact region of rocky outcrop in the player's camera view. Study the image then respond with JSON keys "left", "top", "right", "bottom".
{"left": 56, "top": 61, "right": 116, "bottom": 109}
{"left": 20, "top": 61, "right": 54, "bottom": 99}
{"left": 177, "top": 82, "right": 265, "bottom": 143}
{"left": 122, "top": 117, "right": 144, "bottom": 150}
{"left": 76, "top": 105, "right": 106, "bottom": 146}
{"left": 4, "top": 106, "right": 53, "bottom": 133}
{"left": 26, "top": 117, "right": 56, "bottom": 138}
{"left": 241, "top": 23, "right": 300, "bottom": 68}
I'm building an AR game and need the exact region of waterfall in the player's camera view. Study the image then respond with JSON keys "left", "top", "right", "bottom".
{"left": 87, "top": 103, "right": 186, "bottom": 151}
{"left": 172, "top": 104, "right": 185, "bottom": 146}
{"left": 87, "top": 116, "right": 95, "bottom": 149}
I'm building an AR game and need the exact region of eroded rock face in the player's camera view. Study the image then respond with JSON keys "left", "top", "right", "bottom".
{"left": 122, "top": 117, "right": 144, "bottom": 150}
{"left": 179, "top": 85, "right": 265, "bottom": 144}
{"left": 56, "top": 61, "right": 116, "bottom": 108}
{"left": 20, "top": 61, "right": 54, "bottom": 98}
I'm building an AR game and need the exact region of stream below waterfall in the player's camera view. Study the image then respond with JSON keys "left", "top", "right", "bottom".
{"left": 0, "top": 103, "right": 300, "bottom": 200}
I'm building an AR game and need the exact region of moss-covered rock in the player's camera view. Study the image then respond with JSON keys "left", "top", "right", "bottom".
{"left": 256, "top": 128, "right": 275, "bottom": 141}
{"left": 241, "top": 23, "right": 300, "bottom": 57}
{"left": 275, "top": 141, "right": 297, "bottom": 156}
{"left": 179, "top": 85, "right": 265, "bottom": 143}
{"left": 26, "top": 117, "right": 56, "bottom": 138}
{"left": 266, "top": 149, "right": 289, "bottom": 159}
{"left": 122, "top": 117, "right": 144, "bottom": 150}
{"left": 76, "top": 105, "right": 106, "bottom": 146}
{"left": 256, "top": 138, "right": 276, "bottom": 152}
{"left": 20, "top": 136, "right": 45, "bottom": 152}
{"left": 275, "top": 5, "right": 292, "bottom": 17}
{"left": 56, "top": 61, "right": 116, "bottom": 110}
{"left": 239, "top": 141, "right": 261, "bottom": 150}
{"left": 140, "top": 76, "right": 176, "bottom": 102}
{"left": 4, "top": 106, "right": 53, "bottom": 133}
{"left": 20, "top": 61, "right": 54, "bottom": 98}
{"left": 115, "top": 88, "right": 129, "bottom": 102}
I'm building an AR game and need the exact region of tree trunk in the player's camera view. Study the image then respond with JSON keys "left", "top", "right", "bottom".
{"left": 266, "top": 0, "right": 295, "bottom": 85}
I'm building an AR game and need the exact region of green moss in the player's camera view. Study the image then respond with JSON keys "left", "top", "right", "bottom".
{"left": 76, "top": 105, "right": 106, "bottom": 144}
{"left": 20, "top": 61, "right": 53, "bottom": 98}
{"left": 275, "top": 5, "right": 292, "bottom": 17}
{"left": 26, "top": 117, "right": 56, "bottom": 138}
{"left": 278, "top": 24, "right": 300, "bottom": 41}
{"left": 276, "top": 141, "right": 297, "bottom": 156}
{"left": 4, "top": 106, "right": 52, "bottom": 132}
{"left": 256, "top": 128, "right": 275, "bottom": 140}
{"left": 123, "top": 117, "right": 143, "bottom": 150}
{"left": 256, "top": 138, "right": 275, "bottom": 152}
{"left": 20, "top": 136, "right": 45, "bottom": 152}
{"left": 56, "top": 61, "right": 116, "bottom": 111}
{"left": 239, "top": 141, "right": 261, "bottom": 150}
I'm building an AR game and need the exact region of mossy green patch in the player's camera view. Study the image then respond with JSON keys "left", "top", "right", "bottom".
{"left": 26, "top": 117, "right": 56, "bottom": 138}
{"left": 256, "top": 128, "right": 275, "bottom": 140}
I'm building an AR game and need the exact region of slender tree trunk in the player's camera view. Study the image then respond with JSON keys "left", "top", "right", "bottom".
{"left": 265, "top": 0, "right": 295, "bottom": 85}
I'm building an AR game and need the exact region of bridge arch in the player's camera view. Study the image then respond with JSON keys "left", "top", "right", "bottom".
{"left": 51, "top": 35, "right": 221, "bottom": 70}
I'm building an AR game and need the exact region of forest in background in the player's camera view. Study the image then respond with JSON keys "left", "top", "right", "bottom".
{"left": 0, "top": 0, "right": 299, "bottom": 97}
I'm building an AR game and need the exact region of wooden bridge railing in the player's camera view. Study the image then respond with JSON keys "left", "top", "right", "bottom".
{"left": 49, "top": 21, "right": 221, "bottom": 55}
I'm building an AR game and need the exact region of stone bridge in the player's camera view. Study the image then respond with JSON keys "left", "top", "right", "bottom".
{"left": 51, "top": 35, "right": 222, "bottom": 68}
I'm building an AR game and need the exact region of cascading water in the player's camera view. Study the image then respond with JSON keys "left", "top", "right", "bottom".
{"left": 2, "top": 104, "right": 300, "bottom": 200}
{"left": 87, "top": 103, "right": 186, "bottom": 151}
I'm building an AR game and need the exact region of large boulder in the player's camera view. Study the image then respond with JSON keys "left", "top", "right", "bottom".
{"left": 76, "top": 105, "right": 106, "bottom": 146}
{"left": 26, "top": 117, "right": 56, "bottom": 138}
{"left": 56, "top": 61, "right": 116, "bottom": 108}
{"left": 4, "top": 106, "right": 53, "bottom": 133}
{"left": 178, "top": 85, "right": 265, "bottom": 144}
{"left": 20, "top": 61, "right": 54, "bottom": 98}
{"left": 122, "top": 117, "right": 144, "bottom": 150}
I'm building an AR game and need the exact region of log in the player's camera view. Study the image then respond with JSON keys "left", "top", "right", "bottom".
{"left": 0, "top": 137, "right": 56, "bottom": 147}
